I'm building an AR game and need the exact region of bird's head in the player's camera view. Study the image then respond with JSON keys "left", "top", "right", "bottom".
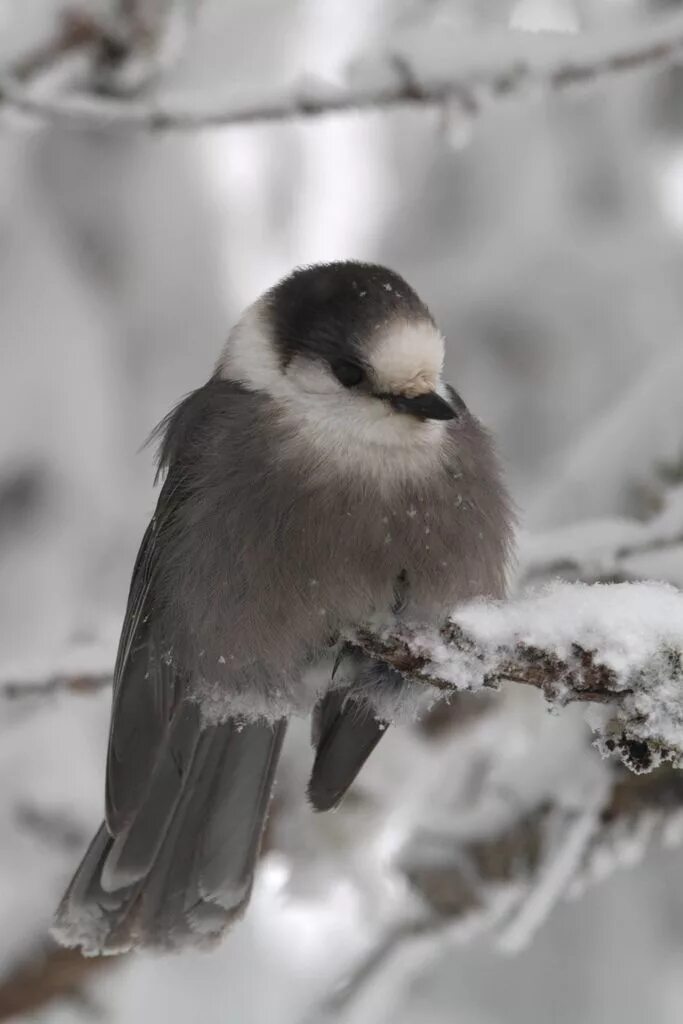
{"left": 218, "top": 262, "right": 465, "bottom": 477}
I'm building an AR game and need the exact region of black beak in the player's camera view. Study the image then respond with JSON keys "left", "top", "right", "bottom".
{"left": 389, "top": 391, "right": 457, "bottom": 421}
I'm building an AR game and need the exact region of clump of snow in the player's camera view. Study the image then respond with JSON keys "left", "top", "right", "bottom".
{"left": 392, "top": 581, "right": 683, "bottom": 771}
{"left": 449, "top": 581, "right": 682, "bottom": 678}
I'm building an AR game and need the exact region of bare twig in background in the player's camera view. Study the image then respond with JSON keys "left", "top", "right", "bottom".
{"left": 313, "top": 764, "right": 683, "bottom": 1023}
{"left": 95, "top": 0, "right": 204, "bottom": 96}
{"left": 8, "top": 11, "right": 103, "bottom": 84}
{"left": 1, "top": 9, "right": 683, "bottom": 131}
{"left": 522, "top": 485, "right": 683, "bottom": 585}
{"left": 14, "top": 804, "right": 88, "bottom": 853}
{"left": 403, "top": 766, "right": 683, "bottom": 924}
{"left": 0, "top": 943, "right": 113, "bottom": 1022}
{"left": 305, "top": 916, "right": 451, "bottom": 1024}
{"left": 0, "top": 672, "right": 111, "bottom": 701}
{"left": 4, "top": 0, "right": 201, "bottom": 98}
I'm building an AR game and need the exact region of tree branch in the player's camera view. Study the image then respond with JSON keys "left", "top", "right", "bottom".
{"left": 352, "top": 581, "right": 683, "bottom": 774}
{"left": 3, "top": 1, "right": 201, "bottom": 100}
{"left": 402, "top": 764, "right": 683, "bottom": 931}
{"left": 1, "top": 11, "right": 683, "bottom": 131}
{"left": 0, "top": 672, "right": 111, "bottom": 701}
{"left": 7, "top": 11, "right": 104, "bottom": 84}
{"left": 303, "top": 915, "right": 450, "bottom": 1024}
{"left": 0, "top": 943, "right": 112, "bottom": 1022}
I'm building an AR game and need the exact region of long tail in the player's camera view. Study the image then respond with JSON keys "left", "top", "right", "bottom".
{"left": 53, "top": 716, "right": 286, "bottom": 955}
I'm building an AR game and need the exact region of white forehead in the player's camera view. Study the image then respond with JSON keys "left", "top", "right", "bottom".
{"left": 369, "top": 319, "right": 445, "bottom": 396}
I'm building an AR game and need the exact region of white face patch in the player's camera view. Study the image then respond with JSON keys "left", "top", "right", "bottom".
{"left": 369, "top": 319, "right": 445, "bottom": 397}
{"left": 216, "top": 301, "right": 280, "bottom": 393}
{"left": 217, "top": 306, "right": 448, "bottom": 484}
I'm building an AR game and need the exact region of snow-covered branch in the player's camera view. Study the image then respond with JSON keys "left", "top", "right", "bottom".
{"left": 3, "top": 583, "right": 682, "bottom": 779}
{"left": 353, "top": 582, "right": 683, "bottom": 774}
{"left": 2, "top": 10, "right": 683, "bottom": 132}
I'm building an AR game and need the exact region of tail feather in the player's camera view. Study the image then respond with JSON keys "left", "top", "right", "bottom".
{"left": 53, "top": 714, "right": 285, "bottom": 955}
{"left": 101, "top": 699, "right": 202, "bottom": 892}
{"left": 199, "top": 719, "right": 286, "bottom": 904}
{"left": 307, "top": 689, "right": 386, "bottom": 812}
{"left": 134, "top": 726, "right": 224, "bottom": 949}
{"left": 53, "top": 824, "right": 142, "bottom": 956}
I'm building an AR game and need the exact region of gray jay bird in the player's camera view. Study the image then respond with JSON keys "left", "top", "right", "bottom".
{"left": 53, "top": 261, "right": 513, "bottom": 955}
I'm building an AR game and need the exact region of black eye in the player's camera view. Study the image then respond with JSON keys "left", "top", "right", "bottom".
{"left": 332, "top": 360, "right": 364, "bottom": 388}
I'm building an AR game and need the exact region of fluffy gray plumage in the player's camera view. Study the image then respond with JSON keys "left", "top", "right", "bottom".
{"left": 53, "top": 261, "right": 514, "bottom": 955}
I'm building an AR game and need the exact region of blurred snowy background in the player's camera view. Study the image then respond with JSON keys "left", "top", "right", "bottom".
{"left": 1, "top": 0, "right": 683, "bottom": 1021}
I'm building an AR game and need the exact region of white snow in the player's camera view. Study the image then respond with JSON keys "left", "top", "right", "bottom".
{"left": 377, "top": 581, "right": 683, "bottom": 770}
{"left": 443, "top": 581, "right": 683, "bottom": 682}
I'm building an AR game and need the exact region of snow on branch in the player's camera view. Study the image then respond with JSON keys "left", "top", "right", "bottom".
{"left": 352, "top": 581, "right": 683, "bottom": 775}
{"left": 3, "top": 583, "right": 683, "bottom": 780}
{"left": 2, "top": 9, "right": 683, "bottom": 132}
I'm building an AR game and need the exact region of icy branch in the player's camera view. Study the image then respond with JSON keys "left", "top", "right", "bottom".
{"left": 353, "top": 581, "right": 683, "bottom": 774}
{"left": 2, "top": 11, "right": 683, "bottom": 132}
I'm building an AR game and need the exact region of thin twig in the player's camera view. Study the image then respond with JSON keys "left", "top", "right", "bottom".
{"left": 0, "top": 673, "right": 111, "bottom": 701}
{"left": 311, "top": 764, "right": 683, "bottom": 1022}
{"left": 0, "top": 942, "right": 112, "bottom": 1022}
{"left": 304, "top": 916, "right": 450, "bottom": 1024}
{"left": 8, "top": 11, "right": 103, "bottom": 83}
{"left": 1, "top": 12, "right": 683, "bottom": 131}
{"left": 4, "top": 1, "right": 201, "bottom": 101}
{"left": 404, "top": 765, "right": 683, "bottom": 923}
